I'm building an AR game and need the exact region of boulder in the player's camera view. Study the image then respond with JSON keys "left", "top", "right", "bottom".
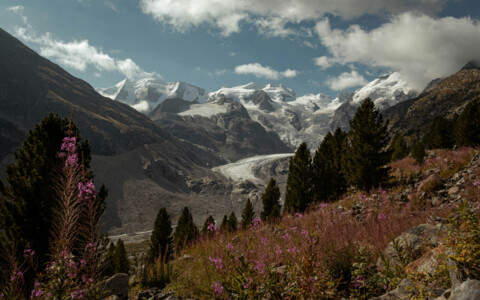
{"left": 103, "top": 273, "right": 129, "bottom": 300}
{"left": 373, "top": 278, "right": 417, "bottom": 299}
{"left": 439, "top": 279, "right": 480, "bottom": 300}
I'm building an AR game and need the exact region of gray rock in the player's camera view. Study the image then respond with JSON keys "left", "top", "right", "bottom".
{"left": 447, "top": 250, "right": 465, "bottom": 288}
{"left": 446, "top": 279, "right": 480, "bottom": 300}
{"left": 103, "top": 273, "right": 129, "bottom": 300}
{"left": 448, "top": 186, "right": 460, "bottom": 195}
{"left": 373, "top": 278, "right": 418, "bottom": 299}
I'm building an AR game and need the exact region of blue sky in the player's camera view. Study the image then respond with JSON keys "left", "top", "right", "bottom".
{"left": 1, "top": 0, "right": 480, "bottom": 98}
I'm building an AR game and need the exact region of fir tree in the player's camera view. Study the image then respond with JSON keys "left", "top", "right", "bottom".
{"left": 0, "top": 113, "right": 107, "bottom": 288}
{"left": 173, "top": 207, "right": 198, "bottom": 252}
{"left": 312, "top": 128, "right": 347, "bottom": 202}
{"left": 455, "top": 99, "right": 480, "bottom": 147}
{"left": 342, "top": 98, "right": 391, "bottom": 190}
{"left": 113, "top": 239, "right": 130, "bottom": 274}
{"left": 220, "top": 215, "right": 228, "bottom": 232}
{"left": 241, "top": 199, "right": 255, "bottom": 229}
{"left": 411, "top": 141, "right": 426, "bottom": 166}
{"left": 202, "top": 215, "right": 215, "bottom": 234}
{"left": 260, "top": 178, "right": 281, "bottom": 222}
{"left": 284, "top": 143, "right": 313, "bottom": 213}
{"left": 148, "top": 207, "right": 173, "bottom": 263}
{"left": 227, "top": 212, "right": 238, "bottom": 232}
{"left": 425, "top": 116, "right": 454, "bottom": 149}
{"left": 104, "top": 241, "right": 116, "bottom": 276}
{"left": 390, "top": 134, "right": 409, "bottom": 162}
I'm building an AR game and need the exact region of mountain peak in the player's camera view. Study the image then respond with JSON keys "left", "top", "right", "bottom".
{"left": 461, "top": 60, "right": 480, "bottom": 70}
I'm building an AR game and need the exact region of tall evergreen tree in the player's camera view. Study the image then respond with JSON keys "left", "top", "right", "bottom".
{"left": 411, "top": 141, "right": 426, "bottom": 166}
{"left": 342, "top": 98, "right": 391, "bottom": 190}
{"left": 104, "top": 241, "right": 116, "bottom": 276}
{"left": 312, "top": 128, "right": 347, "bottom": 202}
{"left": 173, "top": 207, "right": 198, "bottom": 252}
{"left": 284, "top": 143, "right": 313, "bottom": 213}
{"left": 202, "top": 215, "right": 215, "bottom": 234}
{"left": 260, "top": 178, "right": 281, "bottom": 222}
{"left": 455, "top": 99, "right": 480, "bottom": 147}
{"left": 113, "top": 239, "right": 130, "bottom": 274}
{"left": 148, "top": 207, "right": 173, "bottom": 262}
{"left": 0, "top": 114, "right": 107, "bottom": 288}
{"left": 227, "top": 212, "right": 238, "bottom": 232}
{"left": 220, "top": 215, "right": 228, "bottom": 231}
{"left": 425, "top": 116, "right": 455, "bottom": 149}
{"left": 241, "top": 199, "right": 255, "bottom": 229}
{"left": 390, "top": 134, "right": 409, "bottom": 162}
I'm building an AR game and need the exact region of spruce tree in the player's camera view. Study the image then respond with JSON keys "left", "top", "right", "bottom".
{"left": 312, "top": 128, "right": 347, "bottom": 202}
{"left": 284, "top": 142, "right": 313, "bottom": 213}
{"left": 173, "top": 207, "right": 198, "bottom": 252}
{"left": 260, "top": 178, "right": 281, "bottom": 222}
{"left": 342, "top": 98, "right": 391, "bottom": 190}
{"left": 148, "top": 207, "right": 173, "bottom": 262}
{"left": 104, "top": 241, "right": 116, "bottom": 276}
{"left": 202, "top": 215, "right": 215, "bottom": 234}
{"left": 455, "top": 99, "right": 480, "bottom": 147}
{"left": 0, "top": 113, "right": 107, "bottom": 287}
{"left": 425, "top": 116, "right": 454, "bottom": 149}
{"left": 241, "top": 199, "right": 255, "bottom": 229}
{"left": 412, "top": 141, "right": 426, "bottom": 166}
{"left": 113, "top": 239, "right": 130, "bottom": 274}
{"left": 220, "top": 215, "right": 228, "bottom": 231}
{"left": 390, "top": 134, "right": 409, "bottom": 162}
{"left": 227, "top": 212, "right": 238, "bottom": 232}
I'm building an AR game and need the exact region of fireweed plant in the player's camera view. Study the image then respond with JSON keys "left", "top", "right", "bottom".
{"left": 1, "top": 128, "right": 107, "bottom": 299}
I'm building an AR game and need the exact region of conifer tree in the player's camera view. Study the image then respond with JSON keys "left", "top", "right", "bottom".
{"left": 220, "top": 215, "right": 228, "bottom": 231}
{"left": 425, "top": 116, "right": 454, "bottom": 149}
{"left": 202, "top": 215, "right": 215, "bottom": 234}
{"left": 227, "top": 212, "right": 238, "bottom": 232}
{"left": 260, "top": 178, "right": 281, "bottom": 222}
{"left": 173, "top": 207, "right": 198, "bottom": 252}
{"left": 312, "top": 128, "right": 347, "bottom": 202}
{"left": 148, "top": 207, "right": 173, "bottom": 263}
{"left": 0, "top": 113, "right": 107, "bottom": 288}
{"left": 455, "top": 99, "right": 480, "bottom": 147}
{"left": 241, "top": 199, "right": 255, "bottom": 229}
{"left": 284, "top": 142, "right": 313, "bottom": 213}
{"left": 342, "top": 98, "right": 391, "bottom": 189}
{"left": 412, "top": 141, "right": 426, "bottom": 166}
{"left": 113, "top": 239, "right": 130, "bottom": 274}
{"left": 390, "top": 134, "right": 409, "bottom": 162}
{"left": 104, "top": 241, "right": 116, "bottom": 276}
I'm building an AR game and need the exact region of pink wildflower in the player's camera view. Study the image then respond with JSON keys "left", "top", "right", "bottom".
{"left": 281, "top": 232, "right": 291, "bottom": 241}
{"left": 287, "top": 247, "right": 298, "bottom": 255}
{"left": 319, "top": 202, "right": 328, "bottom": 208}
{"left": 378, "top": 213, "right": 387, "bottom": 221}
{"left": 254, "top": 260, "right": 266, "bottom": 274}
{"left": 261, "top": 237, "right": 269, "bottom": 246}
{"left": 474, "top": 181, "right": 480, "bottom": 187}
{"left": 295, "top": 212, "right": 303, "bottom": 218}
{"left": 359, "top": 194, "right": 367, "bottom": 201}
{"left": 226, "top": 243, "right": 233, "bottom": 251}
{"left": 211, "top": 282, "right": 224, "bottom": 297}
{"left": 207, "top": 222, "right": 217, "bottom": 233}
{"left": 274, "top": 244, "right": 282, "bottom": 256}
{"left": 209, "top": 256, "right": 223, "bottom": 270}
{"left": 78, "top": 180, "right": 97, "bottom": 201}
{"left": 252, "top": 217, "right": 262, "bottom": 228}
{"left": 352, "top": 275, "right": 365, "bottom": 288}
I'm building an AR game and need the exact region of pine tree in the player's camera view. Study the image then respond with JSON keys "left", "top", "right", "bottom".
{"left": 220, "top": 215, "right": 228, "bottom": 231}
{"left": 260, "top": 178, "right": 281, "bottom": 222}
{"left": 202, "top": 215, "right": 215, "bottom": 234}
{"left": 148, "top": 207, "right": 173, "bottom": 263}
{"left": 390, "top": 134, "right": 409, "bottom": 162}
{"left": 455, "top": 99, "right": 480, "bottom": 147}
{"left": 241, "top": 199, "right": 255, "bottom": 229}
{"left": 312, "top": 128, "right": 347, "bottom": 202}
{"left": 284, "top": 142, "right": 313, "bottom": 213}
{"left": 425, "top": 116, "right": 454, "bottom": 149}
{"left": 227, "top": 212, "right": 238, "bottom": 232}
{"left": 411, "top": 141, "right": 426, "bottom": 166}
{"left": 104, "top": 241, "right": 116, "bottom": 276}
{"left": 113, "top": 239, "right": 130, "bottom": 274}
{"left": 173, "top": 207, "right": 198, "bottom": 252}
{"left": 0, "top": 113, "right": 107, "bottom": 288}
{"left": 342, "top": 98, "right": 391, "bottom": 190}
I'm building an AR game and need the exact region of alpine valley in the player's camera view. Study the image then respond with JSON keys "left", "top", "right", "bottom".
{"left": 2, "top": 27, "right": 479, "bottom": 239}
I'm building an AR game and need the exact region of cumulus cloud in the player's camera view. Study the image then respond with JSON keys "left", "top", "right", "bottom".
{"left": 13, "top": 28, "right": 154, "bottom": 80}
{"left": 235, "top": 63, "right": 298, "bottom": 80}
{"left": 140, "top": 0, "right": 445, "bottom": 36}
{"left": 315, "top": 13, "right": 480, "bottom": 90}
{"left": 326, "top": 70, "right": 367, "bottom": 90}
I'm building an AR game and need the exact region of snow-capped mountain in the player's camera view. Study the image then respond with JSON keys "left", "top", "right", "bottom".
{"left": 97, "top": 77, "right": 209, "bottom": 113}
{"left": 351, "top": 72, "right": 418, "bottom": 110}
{"left": 210, "top": 82, "right": 296, "bottom": 103}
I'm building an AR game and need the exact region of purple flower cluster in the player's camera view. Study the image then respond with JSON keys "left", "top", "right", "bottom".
{"left": 59, "top": 136, "right": 78, "bottom": 168}
{"left": 352, "top": 275, "right": 365, "bottom": 288}
{"left": 378, "top": 213, "right": 387, "bottom": 221}
{"left": 474, "top": 181, "right": 480, "bottom": 187}
{"left": 10, "top": 271, "right": 23, "bottom": 282}
{"left": 253, "top": 260, "right": 266, "bottom": 275}
{"left": 78, "top": 180, "right": 97, "bottom": 202}
{"left": 209, "top": 256, "right": 224, "bottom": 270}
{"left": 23, "top": 243, "right": 35, "bottom": 259}
{"left": 207, "top": 222, "right": 217, "bottom": 233}
{"left": 211, "top": 282, "right": 224, "bottom": 297}
{"left": 295, "top": 212, "right": 303, "bottom": 218}
{"left": 251, "top": 217, "right": 262, "bottom": 228}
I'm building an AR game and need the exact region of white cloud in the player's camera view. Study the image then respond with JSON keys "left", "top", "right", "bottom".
{"left": 326, "top": 70, "right": 367, "bottom": 90}
{"left": 104, "top": 0, "right": 118, "bottom": 11}
{"left": 7, "top": 5, "right": 30, "bottom": 28}
{"left": 315, "top": 13, "right": 480, "bottom": 90}
{"left": 234, "top": 63, "right": 298, "bottom": 80}
{"left": 140, "top": 0, "right": 445, "bottom": 36}
{"left": 13, "top": 27, "right": 155, "bottom": 80}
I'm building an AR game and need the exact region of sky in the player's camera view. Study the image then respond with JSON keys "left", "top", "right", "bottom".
{"left": 1, "top": 0, "right": 480, "bottom": 98}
